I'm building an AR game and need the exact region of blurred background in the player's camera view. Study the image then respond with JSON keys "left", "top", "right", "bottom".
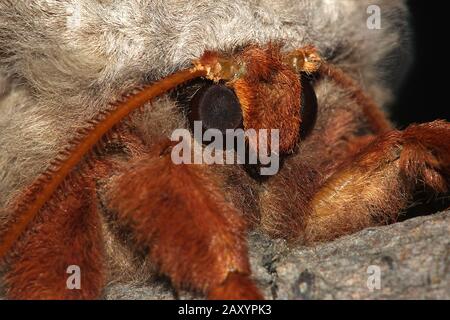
{"left": 391, "top": 0, "right": 450, "bottom": 127}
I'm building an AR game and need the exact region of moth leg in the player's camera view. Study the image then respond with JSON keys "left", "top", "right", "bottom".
{"left": 303, "top": 120, "right": 450, "bottom": 243}
{"left": 260, "top": 121, "right": 450, "bottom": 244}
{"left": 4, "top": 173, "right": 106, "bottom": 300}
{"left": 105, "top": 139, "right": 262, "bottom": 300}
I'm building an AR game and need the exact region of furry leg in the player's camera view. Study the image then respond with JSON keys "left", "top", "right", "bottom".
{"left": 4, "top": 174, "right": 105, "bottom": 300}
{"left": 261, "top": 121, "right": 450, "bottom": 243}
{"left": 105, "top": 139, "right": 262, "bottom": 299}
{"left": 304, "top": 120, "right": 450, "bottom": 243}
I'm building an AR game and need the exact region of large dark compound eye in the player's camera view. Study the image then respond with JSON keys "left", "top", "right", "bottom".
{"left": 189, "top": 84, "right": 243, "bottom": 133}
{"left": 299, "top": 74, "right": 318, "bottom": 138}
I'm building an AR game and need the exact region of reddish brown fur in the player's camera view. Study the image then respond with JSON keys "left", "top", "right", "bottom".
{"left": 0, "top": 68, "right": 206, "bottom": 262}
{"left": 305, "top": 122, "right": 450, "bottom": 243}
{"left": 4, "top": 173, "right": 105, "bottom": 299}
{"left": 105, "top": 139, "right": 262, "bottom": 299}
{"left": 262, "top": 121, "right": 450, "bottom": 244}
{"left": 319, "top": 63, "right": 392, "bottom": 134}
{"left": 400, "top": 121, "right": 450, "bottom": 192}
{"left": 233, "top": 45, "right": 302, "bottom": 153}
{"left": 208, "top": 272, "right": 262, "bottom": 300}
{"left": 1, "top": 44, "right": 450, "bottom": 300}
{"left": 260, "top": 161, "right": 319, "bottom": 241}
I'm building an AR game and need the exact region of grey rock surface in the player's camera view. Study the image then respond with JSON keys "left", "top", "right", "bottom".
{"left": 105, "top": 211, "right": 450, "bottom": 300}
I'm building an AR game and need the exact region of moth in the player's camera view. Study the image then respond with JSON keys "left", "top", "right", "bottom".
{"left": 0, "top": 0, "right": 449, "bottom": 299}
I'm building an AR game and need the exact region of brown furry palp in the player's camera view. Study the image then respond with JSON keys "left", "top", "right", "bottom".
{"left": 0, "top": 68, "right": 207, "bottom": 262}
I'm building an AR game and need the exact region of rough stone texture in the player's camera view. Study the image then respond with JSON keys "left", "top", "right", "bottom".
{"left": 4, "top": 210, "right": 445, "bottom": 300}
{"left": 105, "top": 210, "right": 450, "bottom": 300}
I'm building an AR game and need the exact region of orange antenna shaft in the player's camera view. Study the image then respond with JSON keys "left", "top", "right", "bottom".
{"left": 320, "top": 62, "right": 392, "bottom": 134}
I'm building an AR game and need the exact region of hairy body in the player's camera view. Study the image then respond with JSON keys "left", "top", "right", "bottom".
{"left": 2, "top": 0, "right": 448, "bottom": 300}
{"left": 0, "top": 0, "right": 410, "bottom": 209}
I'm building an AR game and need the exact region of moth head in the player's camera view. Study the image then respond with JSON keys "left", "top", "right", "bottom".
{"left": 186, "top": 44, "right": 321, "bottom": 154}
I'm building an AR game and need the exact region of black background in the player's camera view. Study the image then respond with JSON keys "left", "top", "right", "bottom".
{"left": 0, "top": 300, "right": 442, "bottom": 318}
{"left": 391, "top": 0, "right": 450, "bottom": 127}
